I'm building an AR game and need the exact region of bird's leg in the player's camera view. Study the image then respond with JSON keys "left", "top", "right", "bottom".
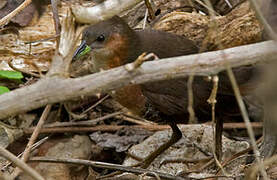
{"left": 136, "top": 122, "right": 182, "bottom": 169}
{"left": 207, "top": 75, "right": 222, "bottom": 161}
{"left": 214, "top": 117, "right": 223, "bottom": 161}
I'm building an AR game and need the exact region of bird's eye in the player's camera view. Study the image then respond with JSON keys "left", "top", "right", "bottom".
{"left": 96, "top": 35, "right": 105, "bottom": 42}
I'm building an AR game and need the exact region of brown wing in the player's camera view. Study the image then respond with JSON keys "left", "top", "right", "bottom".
{"left": 135, "top": 29, "right": 198, "bottom": 58}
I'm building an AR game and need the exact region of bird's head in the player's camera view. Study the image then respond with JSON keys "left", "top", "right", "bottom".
{"left": 73, "top": 16, "right": 137, "bottom": 72}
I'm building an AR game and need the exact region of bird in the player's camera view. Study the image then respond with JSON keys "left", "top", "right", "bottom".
{"left": 73, "top": 15, "right": 260, "bottom": 168}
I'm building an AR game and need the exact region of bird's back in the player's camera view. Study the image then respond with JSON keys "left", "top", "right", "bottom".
{"left": 135, "top": 29, "right": 198, "bottom": 58}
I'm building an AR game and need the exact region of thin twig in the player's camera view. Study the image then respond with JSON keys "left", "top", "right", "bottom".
{"left": 247, "top": 154, "right": 277, "bottom": 179}
{"left": 197, "top": 158, "right": 215, "bottom": 172}
{"left": 29, "top": 157, "right": 184, "bottom": 180}
{"left": 187, "top": 75, "right": 196, "bottom": 124}
{"left": 22, "top": 105, "right": 52, "bottom": 162}
{"left": 144, "top": 0, "right": 155, "bottom": 20}
{"left": 64, "top": 103, "right": 87, "bottom": 120}
{"left": 24, "top": 123, "right": 262, "bottom": 134}
{"left": 24, "top": 35, "right": 60, "bottom": 44}
{"left": 140, "top": 172, "right": 161, "bottom": 180}
{"left": 51, "top": 0, "right": 61, "bottom": 47}
{"left": 226, "top": 67, "right": 268, "bottom": 179}
{"left": 12, "top": 105, "right": 52, "bottom": 178}
{"left": 248, "top": 0, "right": 277, "bottom": 41}
{"left": 121, "top": 113, "right": 157, "bottom": 125}
{"left": 24, "top": 124, "right": 169, "bottom": 134}
{"left": 81, "top": 95, "right": 110, "bottom": 115}
{"left": 218, "top": 137, "right": 263, "bottom": 174}
{"left": 119, "top": 115, "right": 154, "bottom": 126}
{"left": 143, "top": 8, "right": 148, "bottom": 29}
{"left": 43, "top": 112, "right": 122, "bottom": 128}
{"left": 0, "top": 147, "right": 44, "bottom": 180}
{"left": 1, "top": 136, "right": 49, "bottom": 171}
{"left": 0, "top": 0, "right": 32, "bottom": 27}
{"left": 194, "top": 0, "right": 220, "bottom": 16}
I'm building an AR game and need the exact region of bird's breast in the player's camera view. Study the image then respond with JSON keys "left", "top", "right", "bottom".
{"left": 112, "top": 85, "right": 146, "bottom": 115}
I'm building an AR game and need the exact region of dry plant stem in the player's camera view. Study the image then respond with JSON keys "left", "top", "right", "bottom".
{"left": 193, "top": 142, "right": 212, "bottom": 156}
{"left": 8, "top": 59, "right": 41, "bottom": 78}
{"left": 24, "top": 123, "right": 261, "bottom": 134}
{"left": 119, "top": 115, "right": 155, "bottom": 126}
{"left": 71, "top": 0, "right": 143, "bottom": 24}
{"left": 12, "top": 105, "right": 52, "bottom": 178}
{"left": 194, "top": 0, "right": 219, "bottom": 15}
{"left": 199, "top": 158, "right": 215, "bottom": 171}
{"left": 24, "top": 35, "right": 61, "bottom": 44}
{"left": 29, "top": 157, "right": 183, "bottom": 180}
{"left": 186, "top": 8, "right": 210, "bottom": 125}
{"left": 248, "top": 0, "right": 277, "bottom": 40}
{"left": 51, "top": 0, "right": 61, "bottom": 47}
{"left": 226, "top": 67, "right": 268, "bottom": 179}
{"left": 144, "top": 0, "right": 155, "bottom": 20}
{"left": 24, "top": 124, "right": 169, "bottom": 134}
{"left": 1, "top": 136, "right": 49, "bottom": 171}
{"left": 1, "top": 41, "right": 277, "bottom": 119}
{"left": 187, "top": 75, "right": 196, "bottom": 124}
{"left": 218, "top": 137, "right": 263, "bottom": 172}
{"left": 48, "top": 11, "right": 85, "bottom": 76}
{"left": 223, "top": 122, "right": 262, "bottom": 129}
{"left": 121, "top": 113, "right": 157, "bottom": 125}
{"left": 203, "top": 0, "right": 226, "bottom": 174}
{"left": 21, "top": 105, "right": 52, "bottom": 162}
{"left": 224, "top": 0, "right": 232, "bottom": 8}
{"left": 64, "top": 103, "right": 87, "bottom": 120}
{"left": 0, "top": 147, "right": 44, "bottom": 180}
{"left": 81, "top": 94, "right": 110, "bottom": 115}
{"left": 247, "top": 154, "right": 277, "bottom": 179}
{"left": 197, "top": 175, "right": 236, "bottom": 180}
{"left": 143, "top": 8, "right": 148, "bottom": 29}
{"left": 0, "top": 0, "right": 32, "bottom": 27}
{"left": 43, "top": 112, "right": 121, "bottom": 128}
{"left": 140, "top": 172, "right": 161, "bottom": 180}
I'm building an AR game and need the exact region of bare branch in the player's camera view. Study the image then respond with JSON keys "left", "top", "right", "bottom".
{"left": 0, "top": 41, "right": 276, "bottom": 119}
{"left": 0, "top": 147, "right": 44, "bottom": 180}
{"left": 0, "top": 0, "right": 32, "bottom": 27}
{"left": 71, "top": 0, "right": 143, "bottom": 24}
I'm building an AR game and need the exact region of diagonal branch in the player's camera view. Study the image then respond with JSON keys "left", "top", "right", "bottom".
{"left": 0, "top": 40, "right": 276, "bottom": 119}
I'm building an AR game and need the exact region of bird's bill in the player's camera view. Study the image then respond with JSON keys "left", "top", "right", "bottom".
{"left": 73, "top": 40, "right": 91, "bottom": 59}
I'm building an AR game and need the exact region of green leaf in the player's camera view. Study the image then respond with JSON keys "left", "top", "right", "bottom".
{"left": 0, "top": 70, "right": 23, "bottom": 80}
{"left": 0, "top": 86, "right": 10, "bottom": 95}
